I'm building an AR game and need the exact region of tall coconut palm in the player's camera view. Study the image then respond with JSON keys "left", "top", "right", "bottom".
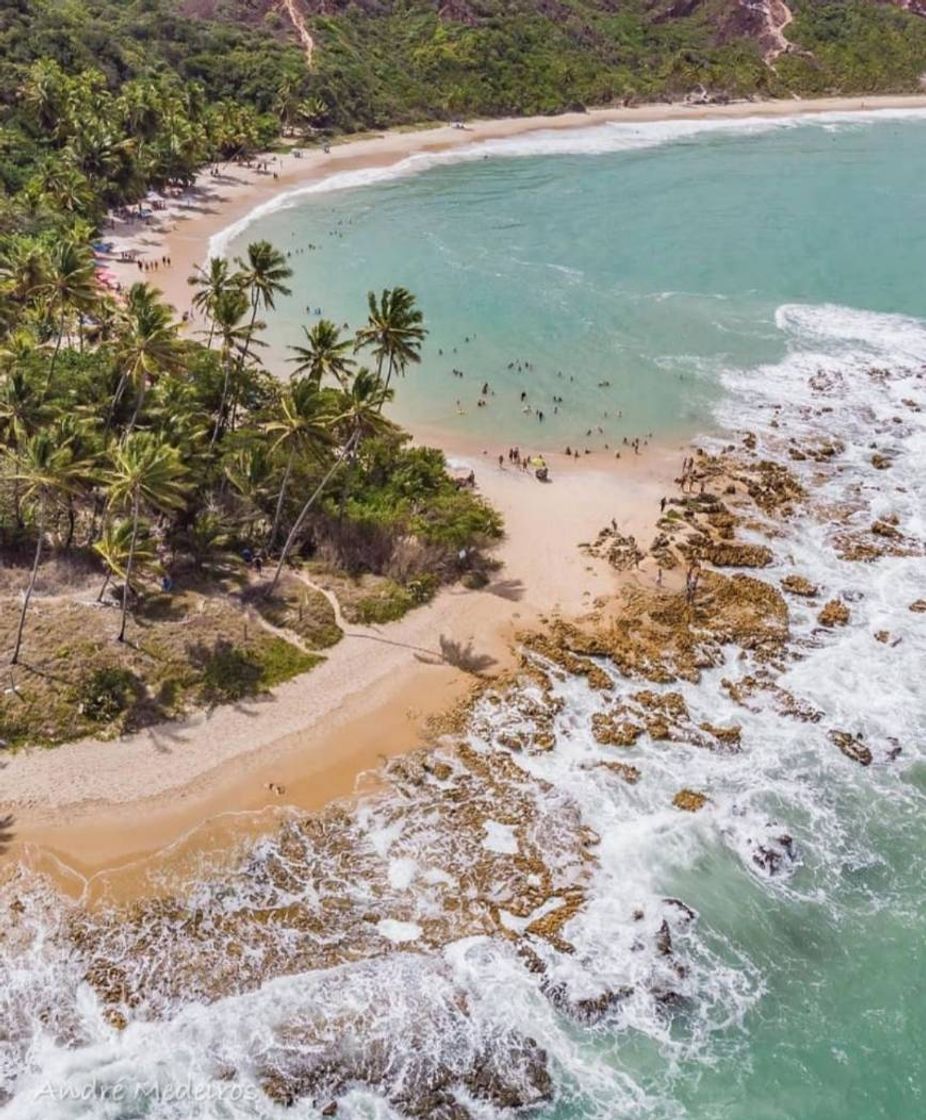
{"left": 103, "top": 433, "right": 189, "bottom": 642}
{"left": 288, "top": 319, "right": 355, "bottom": 388}
{"left": 210, "top": 286, "right": 262, "bottom": 445}
{"left": 262, "top": 378, "right": 332, "bottom": 550}
{"left": 234, "top": 240, "right": 291, "bottom": 366}
{"left": 267, "top": 369, "right": 392, "bottom": 596}
{"left": 110, "top": 282, "right": 184, "bottom": 435}
{"left": 0, "top": 238, "right": 49, "bottom": 309}
{"left": 223, "top": 444, "right": 273, "bottom": 535}
{"left": 354, "top": 287, "right": 426, "bottom": 395}
{"left": 19, "top": 60, "right": 67, "bottom": 135}
{"left": 228, "top": 241, "right": 288, "bottom": 432}
{"left": 0, "top": 365, "right": 44, "bottom": 449}
{"left": 188, "top": 256, "right": 239, "bottom": 347}
{"left": 7, "top": 430, "right": 84, "bottom": 665}
{"left": 31, "top": 238, "right": 98, "bottom": 387}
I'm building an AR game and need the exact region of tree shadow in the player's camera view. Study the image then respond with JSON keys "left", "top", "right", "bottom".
{"left": 485, "top": 578, "right": 525, "bottom": 602}
{"left": 0, "top": 814, "right": 14, "bottom": 857}
{"left": 436, "top": 634, "right": 497, "bottom": 675}
{"left": 185, "top": 637, "right": 264, "bottom": 710}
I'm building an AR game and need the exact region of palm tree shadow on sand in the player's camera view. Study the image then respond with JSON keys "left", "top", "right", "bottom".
{"left": 0, "top": 814, "right": 15, "bottom": 857}
{"left": 414, "top": 634, "right": 497, "bottom": 676}
{"left": 485, "top": 578, "right": 525, "bottom": 602}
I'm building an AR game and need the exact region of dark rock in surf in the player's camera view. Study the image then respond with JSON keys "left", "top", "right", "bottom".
{"left": 828, "top": 729, "right": 872, "bottom": 766}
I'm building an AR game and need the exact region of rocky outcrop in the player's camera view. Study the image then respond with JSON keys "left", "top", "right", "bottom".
{"left": 259, "top": 1030, "right": 552, "bottom": 1114}
{"left": 703, "top": 541, "right": 773, "bottom": 568}
{"left": 673, "top": 789, "right": 708, "bottom": 812}
{"left": 781, "top": 574, "right": 818, "bottom": 597}
{"left": 818, "top": 599, "right": 850, "bottom": 627}
{"left": 828, "top": 730, "right": 872, "bottom": 767}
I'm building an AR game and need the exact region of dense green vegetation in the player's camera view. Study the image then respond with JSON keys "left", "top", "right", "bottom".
{"left": 0, "top": 236, "right": 500, "bottom": 743}
{"left": 297, "top": 0, "right": 926, "bottom": 128}
{"left": 2, "top": 0, "right": 926, "bottom": 208}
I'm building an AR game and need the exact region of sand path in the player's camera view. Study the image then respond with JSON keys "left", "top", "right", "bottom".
{"left": 280, "top": 0, "right": 314, "bottom": 66}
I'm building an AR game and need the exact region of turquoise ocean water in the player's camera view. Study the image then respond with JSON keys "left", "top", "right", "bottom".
{"left": 1, "top": 112, "right": 925, "bottom": 1119}
{"left": 220, "top": 111, "right": 926, "bottom": 453}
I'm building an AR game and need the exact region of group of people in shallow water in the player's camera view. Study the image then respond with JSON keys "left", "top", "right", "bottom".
{"left": 443, "top": 342, "right": 659, "bottom": 456}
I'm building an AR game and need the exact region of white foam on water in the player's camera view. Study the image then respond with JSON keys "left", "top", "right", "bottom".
{"left": 376, "top": 919, "right": 422, "bottom": 943}
{"left": 482, "top": 821, "right": 519, "bottom": 855}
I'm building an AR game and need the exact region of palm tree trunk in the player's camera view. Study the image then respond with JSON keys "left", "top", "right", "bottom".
{"left": 382, "top": 354, "right": 395, "bottom": 395}
{"left": 98, "top": 571, "right": 111, "bottom": 603}
{"left": 228, "top": 296, "right": 259, "bottom": 435}
{"left": 211, "top": 353, "right": 233, "bottom": 448}
{"left": 126, "top": 380, "right": 147, "bottom": 436}
{"left": 268, "top": 448, "right": 295, "bottom": 550}
{"left": 10, "top": 497, "right": 45, "bottom": 665}
{"left": 267, "top": 430, "right": 359, "bottom": 597}
{"left": 64, "top": 496, "right": 76, "bottom": 552}
{"left": 45, "top": 313, "right": 66, "bottom": 393}
{"left": 118, "top": 491, "right": 141, "bottom": 643}
{"left": 105, "top": 369, "right": 130, "bottom": 436}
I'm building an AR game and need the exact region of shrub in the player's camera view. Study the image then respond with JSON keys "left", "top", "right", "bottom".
{"left": 75, "top": 667, "right": 140, "bottom": 723}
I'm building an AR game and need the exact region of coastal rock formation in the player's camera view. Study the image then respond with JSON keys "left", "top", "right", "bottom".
{"left": 673, "top": 789, "right": 708, "bottom": 812}
{"left": 581, "top": 525, "right": 644, "bottom": 570}
{"left": 828, "top": 730, "right": 873, "bottom": 767}
{"left": 818, "top": 599, "right": 850, "bottom": 627}
{"left": 525, "top": 572, "right": 788, "bottom": 688}
{"left": 258, "top": 1021, "right": 552, "bottom": 1114}
{"left": 702, "top": 541, "right": 774, "bottom": 567}
{"left": 781, "top": 574, "right": 819, "bottom": 597}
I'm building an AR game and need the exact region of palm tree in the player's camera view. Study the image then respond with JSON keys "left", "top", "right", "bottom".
{"left": 93, "top": 516, "right": 158, "bottom": 603}
{"left": 234, "top": 240, "right": 291, "bottom": 371}
{"left": 28, "top": 159, "right": 94, "bottom": 215}
{"left": 110, "top": 283, "right": 184, "bottom": 434}
{"left": 0, "top": 238, "right": 49, "bottom": 308}
{"left": 224, "top": 444, "right": 274, "bottom": 536}
{"left": 103, "top": 433, "right": 189, "bottom": 642}
{"left": 188, "top": 256, "right": 239, "bottom": 347}
{"left": 19, "top": 60, "right": 67, "bottom": 134}
{"left": 0, "top": 364, "right": 44, "bottom": 448}
{"left": 262, "top": 378, "right": 332, "bottom": 550}
{"left": 7, "top": 431, "right": 83, "bottom": 665}
{"left": 30, "top": 238, "right": 98, "bottom": 386}
{"left": 267, "top": 369, "right": 392, "bottom": 595}
{"left": 354, "top": 287, "right": 426, "bottom": 395}
{"left": 288, "top": 319, "right": 355, "bottom": 388}
{"left": 296, "top": 96, "right": 327, "bottom": 133}
{"left": 210, "top": 286, "right": 262, "bottom": 445}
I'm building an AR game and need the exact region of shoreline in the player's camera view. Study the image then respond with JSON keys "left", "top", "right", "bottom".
{"left": 10, "top": 91, "right": 924, "bottom": 891}
{"left": 1, "top": 440, "right": 683, "bottom": 890}
{"left": 105, "top": 94, "right": 926, "bottom": 318}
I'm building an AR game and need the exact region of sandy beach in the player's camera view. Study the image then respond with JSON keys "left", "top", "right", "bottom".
{"left": 1, "top": 439, "right": 682, "bottom": 889}
{"left": 6, "top": 91, "right": 925, "bottom": 889}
